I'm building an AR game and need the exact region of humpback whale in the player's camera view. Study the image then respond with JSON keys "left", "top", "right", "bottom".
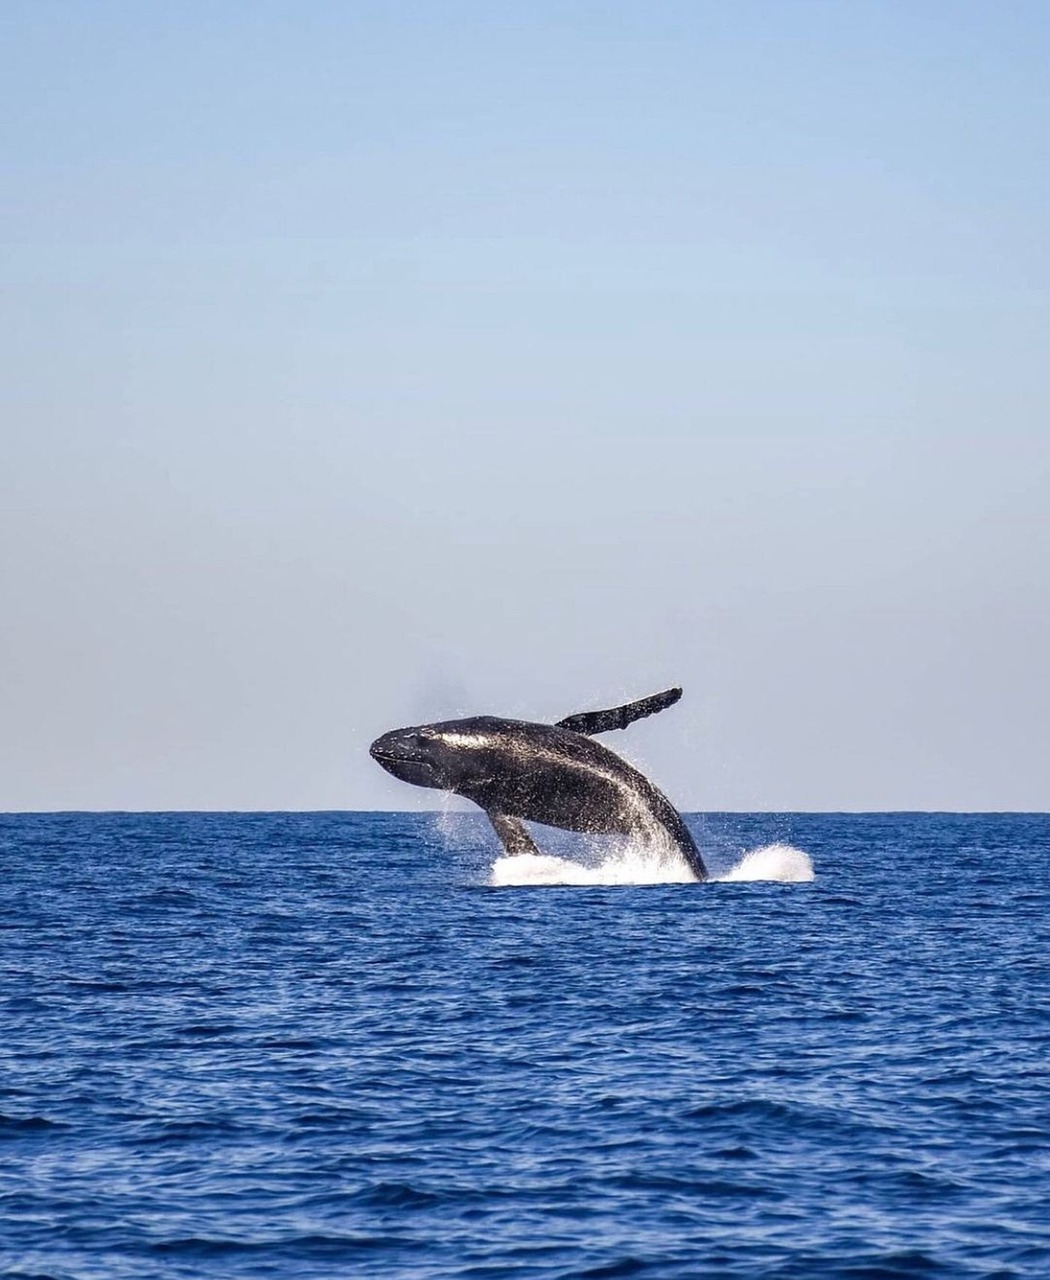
{"left": 369, "top": 687, "right": 707, "bottom": 881}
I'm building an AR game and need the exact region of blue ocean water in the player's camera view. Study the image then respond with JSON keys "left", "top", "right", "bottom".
{"left": 2, "top": 811, "right": 1048, "bottom": 1279}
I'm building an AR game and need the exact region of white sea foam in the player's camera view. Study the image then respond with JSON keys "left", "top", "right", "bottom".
{"left": 714, "top": 843, "right": 815, "bottom": 883}
{"left": 490, "top": 847, "right": 695, "bottom": 887}
{"left": 490, "top": 840, "right": 814, "bottom": 887}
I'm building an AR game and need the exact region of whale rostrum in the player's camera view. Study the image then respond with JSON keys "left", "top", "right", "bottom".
{"left": 369, "top": 687, "right": 707, "bottom": 881}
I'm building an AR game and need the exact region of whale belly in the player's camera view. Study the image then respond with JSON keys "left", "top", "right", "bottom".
{"left": 462, "top": 760, "right": 648, "bottom": 836}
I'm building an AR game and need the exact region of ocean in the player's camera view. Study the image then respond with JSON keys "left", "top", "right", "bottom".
{"left": 2, "top": 811, "right": 1048, "bottom": 1278}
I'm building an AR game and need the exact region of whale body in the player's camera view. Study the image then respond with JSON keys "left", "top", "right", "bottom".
{"left": 369, "top": 688, "right": 707, "bottom": 881}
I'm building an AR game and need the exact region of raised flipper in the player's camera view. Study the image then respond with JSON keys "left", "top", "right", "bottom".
{"left": 487, "top": 811, "right": 540, "bottom": 856}
{"left": 555, "top": 687, "right": 683, "bottom": 736}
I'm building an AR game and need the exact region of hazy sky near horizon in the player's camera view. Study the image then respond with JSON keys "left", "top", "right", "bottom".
{"left": 3, "top": 2, "right": 1048, "bottom": 811}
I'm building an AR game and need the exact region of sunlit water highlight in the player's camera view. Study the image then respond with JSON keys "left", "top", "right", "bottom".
{"left": 2, "top": 811, "right": 1049, "bottom": 1278}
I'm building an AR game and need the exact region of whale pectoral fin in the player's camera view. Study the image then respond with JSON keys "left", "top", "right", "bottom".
{"left": 486, "top": 811, "right": 540, "bottom": 857}
{"left": 555, "top": 686, "right": 683, "bottom": 736}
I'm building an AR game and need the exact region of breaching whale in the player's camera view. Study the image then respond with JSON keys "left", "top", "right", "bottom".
{"left": 369, "top": 687, "right": 708, "bottom": 881}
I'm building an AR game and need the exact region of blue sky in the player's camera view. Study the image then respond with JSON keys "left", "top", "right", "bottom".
{"left": 2, "top": 2, "right": 1048, "bottom": 809}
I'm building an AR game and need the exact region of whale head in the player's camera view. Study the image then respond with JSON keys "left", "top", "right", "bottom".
{"left": 369, "top": 722, "right": 497, "bottom": 793}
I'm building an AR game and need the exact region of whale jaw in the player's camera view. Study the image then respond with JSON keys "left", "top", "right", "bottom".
{"left": 369, "top": 731, "right": 443, "bottom": 790}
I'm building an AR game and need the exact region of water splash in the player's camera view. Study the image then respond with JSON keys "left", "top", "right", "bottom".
{"left": 715, "top": 843, "right": 815, "bottom": 883}
{"left": 491, "top": 847, "right": 695, "bottom": 887}
{"left": 490, "top": 840, "right": 814, "bottom": 887}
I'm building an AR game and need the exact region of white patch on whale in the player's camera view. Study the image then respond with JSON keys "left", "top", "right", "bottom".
{"left": 438, "top": 732, "right": 492, "bottom": 748}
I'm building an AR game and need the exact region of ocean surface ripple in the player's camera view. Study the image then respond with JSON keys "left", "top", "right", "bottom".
{"left": 2, "top": 811, "right": 1049, "bottom": 1278}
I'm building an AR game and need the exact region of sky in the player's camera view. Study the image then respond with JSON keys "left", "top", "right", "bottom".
{"left": 2, "top": 1, "right": 1048, "bottom": 811}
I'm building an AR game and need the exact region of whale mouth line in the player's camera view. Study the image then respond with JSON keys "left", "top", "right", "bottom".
{"left": 369, "top": 742, "right": 438, "bottom": 776}
{"left": 370, "top": 746, "right": 421, "bottom": 764}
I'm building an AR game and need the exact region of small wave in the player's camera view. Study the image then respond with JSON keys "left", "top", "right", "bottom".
{"left": 0, "top": 1113, "right": 67, "bottom": 1135}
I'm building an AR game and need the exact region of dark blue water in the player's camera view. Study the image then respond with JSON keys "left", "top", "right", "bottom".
{"left": 2, "top": 812, "right": 1048, "bottom": 1278}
